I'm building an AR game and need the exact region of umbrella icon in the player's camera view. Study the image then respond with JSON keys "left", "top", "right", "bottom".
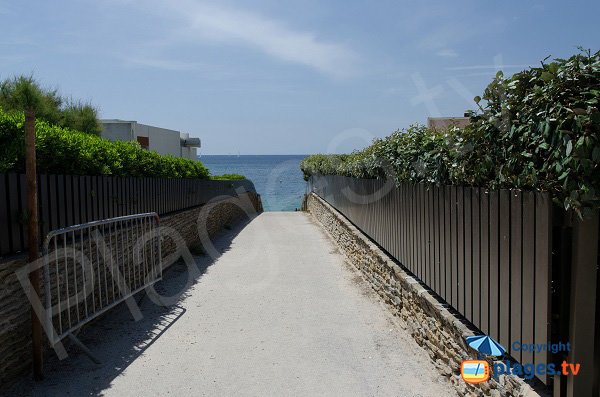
{"left": 466, "top": 335, "right": 506, "bottom": 357}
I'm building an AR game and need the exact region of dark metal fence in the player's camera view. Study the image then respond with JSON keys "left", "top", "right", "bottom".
{"left": 0, "top": 173, "right": 256, "bottom": 257}
{"left": 309, "top": 175, "right": 552, "bottom": 371}
{"left": 310, "top": 175, "right": 600, "bottom": 397}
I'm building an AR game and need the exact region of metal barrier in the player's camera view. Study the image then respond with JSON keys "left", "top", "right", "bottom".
{"left": 42, "top": 213, "right": 161, "bottom": 360}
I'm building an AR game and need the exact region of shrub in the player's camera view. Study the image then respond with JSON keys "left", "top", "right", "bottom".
{"left": 210, "top": 174, "right": 246, "bottom": 180}
{"left": 0, "top": 75, "right": 101, "bottom": 135}
{"left": 301, "top": 50, "right": 600, "bottom": 215}
{"left": 0, "top": 109, "right": 209, "bottom": 178}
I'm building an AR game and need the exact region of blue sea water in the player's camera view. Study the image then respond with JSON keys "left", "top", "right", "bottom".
{"left": 200, "top": 155, "right": 308, "bottom": 211}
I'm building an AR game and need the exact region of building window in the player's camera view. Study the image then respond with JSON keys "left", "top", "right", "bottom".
{"left": 137, "top": 136, "right": 149, "bottom": 150}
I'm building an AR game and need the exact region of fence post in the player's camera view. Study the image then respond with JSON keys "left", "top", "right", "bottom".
{"left": 24, "top": 109, "right": 43, "bottom": 380}
{"left": 567, "top": 210, "right": 599, "bottom": 396}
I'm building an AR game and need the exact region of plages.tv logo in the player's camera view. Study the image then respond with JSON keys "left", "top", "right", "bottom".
{"left": 461, "top": 334, "right": 504, "bottom": 385}
{"left": 461, "top": 334, "right": 580, "bottom": 384}
{"left": 461, "top": 360, "right": 490, "bottom": 384}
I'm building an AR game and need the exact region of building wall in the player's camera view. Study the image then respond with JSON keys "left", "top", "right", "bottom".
{"left": 100, "top": 122, "right": 199, "bottom": 161}
{"left": 0, "top": 192, "right": 262, "bottom": 387}
{"left": 427, "top": 117, "right": 470, "bottom": 130}
{"left": 100, "top": 122, "right": 133, "bottom": 142}
{"left": 133, "top": 123, "right": 182, "bottom": 158}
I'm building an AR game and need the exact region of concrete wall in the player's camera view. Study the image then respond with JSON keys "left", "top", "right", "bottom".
{"left": 100, "top": 121, "right": 199, "bottom": 161}
{"left": 306, "top": 192, "right": 541, "bottom": 397}
{"left": 0, "top": 192, "right": 262, "bottom": 387}
{"left": 100, "top": 122, "right": 133, "bottom": 142}
{"left": 133, "top": 123, "right": 182, "bottom": 159}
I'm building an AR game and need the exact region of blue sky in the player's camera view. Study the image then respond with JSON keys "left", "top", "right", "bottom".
{"left": 1, "top": 0, "right": 598, "bottom": 155}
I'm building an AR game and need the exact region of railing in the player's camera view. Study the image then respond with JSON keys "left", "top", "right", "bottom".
{"left": 43, "top": 212, "right": 161, "bottom": 346}
{"left": 0, "top": 173, "right": 256, "bottom": 256}
{"left": 309, "top": 175, "right": 600, "bottom": 395}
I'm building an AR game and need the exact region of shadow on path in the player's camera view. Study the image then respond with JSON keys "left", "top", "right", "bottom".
{"left": 8, "top": 218, "right": 254, "bottom": 397}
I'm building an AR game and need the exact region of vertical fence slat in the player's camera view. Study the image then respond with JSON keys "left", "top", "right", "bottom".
{"left": 450, "top": 185, "right": 458, "bottom": 307}
{"left": 0, "top": 174, "right": 9, "bottom": 255}
{"left": 401, "top": 184, "right": 407, "bottom": 265}
{"left": 499, "top": 190, "right": 511, "bottom": 349}
{"left": 57, "top": 174, "right": 66, "bottom": 228}
{"left": 444, "top": 185, "right": 452, "bottom": 303}
{"left": 419, "top": 184, "right": 424, "bottom": 283}
{"left": 93, "top": 176, "right": 100, "bottom": 221}
{"left": 412, "top": 183, "right": 418, "bottom": 275}
{"left": 80, "top": 175, "right": 88, "bottom": 223}
{"left": 38, "top": 174, "right": 50, "bottom": 246}
{"left": 510, "top": 190, "right": 523, "bottom": 362}
{"left": 521, "top": 191, "right": 535, "bottom": 367}
{"left": 436, "top": 186, "right": 442, "bottom": 295}
{"left": 65, "top": 175, "right": 73, "bottom": 227}
{"left": 534, "top": 194, "right": 552, "bottom": 377}
{"left": 428, "top": 186, "right": 434, "bottom": 289}
{"left": 48, "top": 175, "right": 58, "bottom": 232}
{"left": 465, "top": 187, "right": 472, "bottom": 321}
{"left": 480, "top": 190, "right": 490, "bottom": 335}
{"left": 489, "top": 190, "right": 500, "bottom": 341}
{"left": 472, "top": 188, "right": 481, "bottom": 329}
{"left": 567, "top": 210, "right": 599, "bottom": 396}
{"left": 19, "top": 174, "right": 29, "bottom": 248}
{"left": 8, "top": 174, "right": 22, "bottom": 253}
{"left": 457, "top": 186, "right": 465, "bottom": 314}
{"left": 72, "top": 176, "right": 80, "bottom": 225}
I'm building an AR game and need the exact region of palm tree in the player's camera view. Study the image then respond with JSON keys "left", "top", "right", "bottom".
{"left": 0, "top": 75, "right": 44, "bottom": 380}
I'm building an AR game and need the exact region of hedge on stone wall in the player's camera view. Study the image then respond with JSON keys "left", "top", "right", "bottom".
{"left": 0, "top": 109, "right": 210, "bottom": 178}
{"left": 301, "top": 50, "right": 600, "bottom": 215}
{"left": 210, "top": 173, "right": 246, "bottom": 180}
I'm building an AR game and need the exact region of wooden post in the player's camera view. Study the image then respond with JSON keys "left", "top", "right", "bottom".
{"left": 25, "top": 109, "right": 43, "bottom": 380}
{"left": 567, "top": 210, "right": 599, "bottom": 396}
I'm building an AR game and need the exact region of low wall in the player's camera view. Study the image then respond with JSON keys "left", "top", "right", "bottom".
{"left": 0, "top": 192, "right": 262, "bottom": 386}
{"left": 306, "top": 192, "right": 540, "bottom": 397}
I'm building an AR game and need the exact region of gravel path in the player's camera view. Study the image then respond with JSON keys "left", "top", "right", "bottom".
{"left": 12, "top": 212, "right": 455, "bottom": 397}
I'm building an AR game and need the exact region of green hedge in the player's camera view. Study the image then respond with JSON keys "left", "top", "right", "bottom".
{"left": 301, "top": 50, "right": 600, "bottom": 215}
{"left": 0, "top": 109, "right": 209, "bottom": 179}
{"left": 210, "top": 173, "right": 246, "bottom": 180}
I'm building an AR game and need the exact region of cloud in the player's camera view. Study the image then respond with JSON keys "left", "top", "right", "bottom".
{"left": 436, "top": 48, "right": 458, "bottom": 58}
{"left": 122, "top": 0, "right": 358, "bottom": 79}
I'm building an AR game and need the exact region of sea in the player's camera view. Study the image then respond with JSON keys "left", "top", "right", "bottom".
{"left": 200, "top": 155, "right": 308, "bottom": 212}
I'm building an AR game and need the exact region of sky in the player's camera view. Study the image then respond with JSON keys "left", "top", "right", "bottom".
{"left": 1, "top": 0, "right": 599, "bottom": 155}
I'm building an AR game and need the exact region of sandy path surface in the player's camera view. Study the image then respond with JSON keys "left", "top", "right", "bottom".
{"left": 11, "top": 212, "right": 455, "bottom": 397}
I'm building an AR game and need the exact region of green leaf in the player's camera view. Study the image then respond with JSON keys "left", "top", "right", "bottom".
{"left": 566, "top": 140, "right": 573, "bottom": 156}
{"left": 592, "top": 147, "right": 600, "bottom": 162}
{"left": 541, "top": 71, "right": 553, "bottom": 82}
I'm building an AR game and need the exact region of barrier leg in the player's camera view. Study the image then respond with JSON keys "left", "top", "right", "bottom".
{"left": 67, "top": 333, "right": 101, "bottom": 365}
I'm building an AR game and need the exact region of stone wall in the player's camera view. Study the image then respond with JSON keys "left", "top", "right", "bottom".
{"left": 306, "top": 192, "right": 541, "bottom": 397}
{"left": 0, "top": 192, "right": 261, "bottom": 387}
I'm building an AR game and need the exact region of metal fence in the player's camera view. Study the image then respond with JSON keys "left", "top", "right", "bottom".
{"left": 43, "top": 213, "right": 161, "bottom": 349}
{"left": 310, "top": 176, "right": 553, "bottom": 369}
{"left": 0, "top": 173, "right": 256, "bottom": 256}
{"left": 309, "top": 175, "right": 600, "bottom": 395}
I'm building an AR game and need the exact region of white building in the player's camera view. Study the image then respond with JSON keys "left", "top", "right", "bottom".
{"left": 100, "top": 119, "right": 201, "bottom": 161}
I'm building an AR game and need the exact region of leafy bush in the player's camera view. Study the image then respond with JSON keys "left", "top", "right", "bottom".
{"left": 0, "top": 75, "right": 101, "bottom": 135}
{"left": 210, "top": 174, "right": 246, "bottom": 180}
{"left": 302, "top": 50, "right": 600, "bottom": 214}
{"left": 0, "top": 109, "right": 209, "bottom": 178}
